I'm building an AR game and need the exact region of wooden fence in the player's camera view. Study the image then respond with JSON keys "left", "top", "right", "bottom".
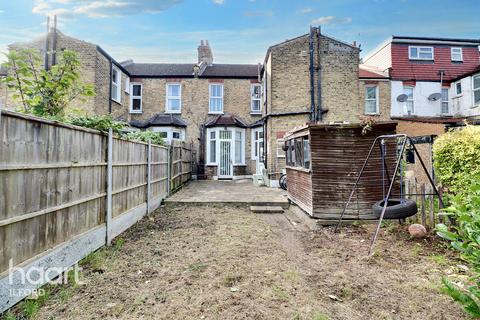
{"left": 0, "top": 110, "right": 192, "bottom": 312}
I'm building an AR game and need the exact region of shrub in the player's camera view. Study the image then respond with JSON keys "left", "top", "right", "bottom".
{"left": 433, "top": 125, "right": 480, "bottom": 196}
{"left": 436, "top": 178, "right": 480, "bottom": 317}
{"left": 125, "top": 131, "right": 166, "bottom": 146}
{"left": 67, "top": 115, "right": 126, "bottom": 134}
{"left": 2, "top": 49, "right": 94, "bottom": 118}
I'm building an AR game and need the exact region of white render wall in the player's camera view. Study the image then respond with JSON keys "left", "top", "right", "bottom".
{"left": 450, "top": 75, "right": 480, "bottom": 117}
{"left": 391, "top": 81, "right": 447, "bottom": 117}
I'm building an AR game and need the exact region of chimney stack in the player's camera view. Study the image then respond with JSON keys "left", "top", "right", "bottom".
{"left": 198, "top": 40, "right": 213, "bottom": 66}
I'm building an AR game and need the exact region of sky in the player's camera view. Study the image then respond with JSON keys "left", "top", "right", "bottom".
{"left": 0, "top": 0, "right": 479, "bottom": 64}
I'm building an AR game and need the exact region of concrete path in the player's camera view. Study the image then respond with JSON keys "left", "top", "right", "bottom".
{"left": 165, "top": 179, "right": 289, "bottom": 208}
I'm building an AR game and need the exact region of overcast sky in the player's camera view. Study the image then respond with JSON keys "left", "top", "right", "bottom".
{"left": 0, "top": 0, "right": 479, "bottom": 64}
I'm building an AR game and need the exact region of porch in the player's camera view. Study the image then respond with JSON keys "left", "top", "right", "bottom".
{"left": 164, "top": 179, "right": 289, "bottom": 208}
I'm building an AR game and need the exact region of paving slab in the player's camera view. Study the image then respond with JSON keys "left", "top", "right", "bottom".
{"left": 165, "top": 179, "right": 289, "bottom": 208}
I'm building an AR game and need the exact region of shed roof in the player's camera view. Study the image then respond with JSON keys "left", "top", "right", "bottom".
{"left": 284, "top": 121, "right": 398, "bottom": 139}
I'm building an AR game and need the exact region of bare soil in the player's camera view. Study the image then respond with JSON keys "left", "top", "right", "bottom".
{"left": 31, "top": 205, "right": 466, "bottom": 320}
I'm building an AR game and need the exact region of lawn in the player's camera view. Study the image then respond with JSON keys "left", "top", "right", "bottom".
{"left": 6, "top": 205, "right": 467, "bottom": 320}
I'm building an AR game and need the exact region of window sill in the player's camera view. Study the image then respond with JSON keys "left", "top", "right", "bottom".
{"left": 206, "top": 163, "right": 218, "bottom": 166}
{"left": 233, "top": 164, "right": 247, "bottom": 167}
{"left": 111, "top": 98, "right": 122, "bottom": 105}
{"left": 209, "top": 112, "right": 224, "bottom": 115}
{"left": 165, "top": 110, "right": 182, "bottom": 114}
{"left": 286, "top": 165, "right": 311, "bottom": 173}
{"left": 129, "top": 110, "right": 143, "bottom": 114}
{"left": 364, "top": 113, "right": 380, "bottom": 116}
{"left": 250, "top": 111, "right": 262, "bottom": 115}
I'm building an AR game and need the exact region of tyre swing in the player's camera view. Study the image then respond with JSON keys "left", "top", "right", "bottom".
{"left": 334, "top": 134, "right": 444, "bottom": 256}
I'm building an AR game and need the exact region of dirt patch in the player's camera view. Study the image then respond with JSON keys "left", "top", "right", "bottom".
{"left": 28, "top": 206, "right": 465, "bottom": 320}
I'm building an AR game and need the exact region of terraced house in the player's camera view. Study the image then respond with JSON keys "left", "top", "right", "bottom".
{"left": 1, "top": 27, "right": 392, "bottom": 183}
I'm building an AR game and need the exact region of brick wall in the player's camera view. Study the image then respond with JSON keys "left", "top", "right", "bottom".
{"left": 123, "top": 77, "right": 261, "bottom": 177}
{"left": 358, "top": 79, "right": 391, "bottom": 121}
{"left": 264, "top": 30, "right": 362, "bottom": 179}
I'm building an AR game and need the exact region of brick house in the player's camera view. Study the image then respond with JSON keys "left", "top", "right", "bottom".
{"left": 1, "top": 30, "right": 263, "bottom": 180}
{"left": 362, "top": 36, "right": 480, "bottom": 118}
{"left": 261, "top": 27, "right": 391, "bottom": 186}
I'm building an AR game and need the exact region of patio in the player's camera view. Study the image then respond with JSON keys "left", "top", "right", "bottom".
{"left": 164, "top": 179, "right": 289, "bottom": 208}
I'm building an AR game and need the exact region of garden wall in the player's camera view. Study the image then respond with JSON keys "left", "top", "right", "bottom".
{"left": 0, "top": 110, "right": 192, "bottom": 312}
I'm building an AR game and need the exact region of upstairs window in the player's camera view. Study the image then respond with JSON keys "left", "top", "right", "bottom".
{"left": 111, "top": 66, "right": 121, "bottom": 103}
{"left": 403, "top": 86, "right": 414, "bottom": 114}
{"left": 364, "top": 86, "right": 379, "bottom": 114}
{"left": 209, "top": 84, "right": 224, "bottom": 113}
{"left": 474, "top": 74, "right": 480, "bottom": 106}
{"left": 129, "top": 83, "right": 142, "bottom": 113}
{"left": 451, "top": 47, "right": 463, "bottom": 62}
{"left": 409, "top": 46, "right": 434, "bottom": 60}
{"left": 251, "top": 84, "right": 261, "bottom": 113}
{"left": 441, "top": 88, "right": 449, "bottom": 114}
{"left": 166, "top": 83, "right": 181, "bottom": 113}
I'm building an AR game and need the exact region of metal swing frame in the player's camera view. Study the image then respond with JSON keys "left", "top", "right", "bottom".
{"left": 334, "top": 134, "right": 444, "bottom": 256}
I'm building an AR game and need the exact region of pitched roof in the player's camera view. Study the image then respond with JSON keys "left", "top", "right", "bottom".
{"left": 359, "top": 66, "right": 389, "bottom": 79}
{"left": 122, "top": 62, "right": 259, "bottom": 78}
{"left": 130, "top": 113, "right": 188, "bottom": 128}
{"left": 204, "top": 114, "right": 248, "bottom": 128}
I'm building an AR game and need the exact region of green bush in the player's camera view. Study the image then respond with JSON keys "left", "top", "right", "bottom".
{"left": 67, "top": 115, "right": 126, "bottom": 134}
{"left": 125, "top": 131, "right": 166, "bottom": 146}
{"left": 433, "top": 125, "right": 480, "bottom": 196}
{"left": 436, "top": 178, "right": 480, "bottom": 317}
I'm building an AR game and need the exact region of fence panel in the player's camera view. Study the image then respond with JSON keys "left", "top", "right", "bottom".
{"left": 0, "top": 110, "right": 192, "bottom": 312}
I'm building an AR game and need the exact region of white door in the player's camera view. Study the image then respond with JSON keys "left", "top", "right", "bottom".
{"left": 219, "top": 130, "right": 233, "bottom": 178}
{"left": 252, "top": 128, "right": 264, "bottom": 174}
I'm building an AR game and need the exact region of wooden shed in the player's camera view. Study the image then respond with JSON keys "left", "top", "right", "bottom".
{"left": 284, "top": 121, "right": 398, "bottom": 222}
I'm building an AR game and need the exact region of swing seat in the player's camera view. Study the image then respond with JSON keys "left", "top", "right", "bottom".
{"left": 372, "top": 198, "right": 418, "bottom": 219}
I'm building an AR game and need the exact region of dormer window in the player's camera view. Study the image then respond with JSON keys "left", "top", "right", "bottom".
{"left": 451, "top": 47, "right": 463, "bottom": 62}
{"left": 409, "top": 46, "right": 434, "bottom": 60}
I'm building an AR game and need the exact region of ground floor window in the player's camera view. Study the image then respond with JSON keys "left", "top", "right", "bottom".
{"left": 206, "top": 127, "right": 245, "bottom": 174}
{"left": 150, "top": 126, "right": 185, "bottom": 144}
{"left": 286, "top": 136, "right": 310, "bottom": 170}
{"left": 441, "top": 88, "right": 449, "bottom": 114}
{"left": 251, "top": 128, "right": 264, "bottom": 160}
{"left": 474, "top": 74, "right": 480, "bottom": 106}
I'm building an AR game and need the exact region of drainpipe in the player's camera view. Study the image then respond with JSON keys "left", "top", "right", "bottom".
{"left": 316, "top": 26, "right": 323, "bottom": 123}
{"left": 309, "top": 26, "right": 316, "bottom": 122}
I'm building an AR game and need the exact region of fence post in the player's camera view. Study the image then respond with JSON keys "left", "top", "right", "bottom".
{"left": 167, "top": 144, "right": 171, "bottom": 196}
{"left": 147, "top": 140, "right": 152, "bottom": 215}
{"left": 106, "top": 128, "right": 113, "bottom": 246}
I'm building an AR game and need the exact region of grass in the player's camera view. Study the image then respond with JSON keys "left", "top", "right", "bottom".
{"left": 272, "top": 284, "right": 290, "bottom": 301}
{"left": 429, "top": 254, "right": 449, "bottom": 266}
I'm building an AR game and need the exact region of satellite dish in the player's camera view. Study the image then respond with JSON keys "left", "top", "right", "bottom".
{"left": 397, "top": 94, "right": 408, "bottom": 102}
{"left": 428, "top": 93, "right": 442, "bottom": 101}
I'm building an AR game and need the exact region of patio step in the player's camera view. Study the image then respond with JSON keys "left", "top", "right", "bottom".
{"left": 250, "top": 206, "right": 284, "bottom": 214}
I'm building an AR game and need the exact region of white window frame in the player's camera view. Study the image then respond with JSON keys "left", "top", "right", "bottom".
{"left": 408, "top": 46, "right": 434, "bottom": 60}
{"left": 364, "top": 85, "right": 379, "bottom": 115}
{"left": 206, "top": 127, "right": 245, "bottom": 166}
{"left": 441, "top": 88, "right": 449, "bottom": 115}
{"left": 111, "top": 65, "right": 121, "bottom": 103}
{"left": 250, "top": 84, "right": 262, "bottom": 114}
{"left": 451, "top": 47, "right": 463, "bottom": 62}
{"left": 125, "top": 77, "right": 130, "bottom": 94}
{"left": 276, "top": 139, "right": 285, "bottom": 158}
{"left": 403, "top": 86, "right": 415, "bottom": 114}
{"left": 251, "top": 127, "right": 264, "bottom": 160}
{"left": 209, "top": 84, "right": 224, "bottom": 114}
{"left": 473, "top": 74, "right": 480, "bottom": 107}
{"left": 165, "top": 83, "right": 182, "bottom": 114}
{"left": 129, "top": 83, "right": 142, "bottom": 114}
